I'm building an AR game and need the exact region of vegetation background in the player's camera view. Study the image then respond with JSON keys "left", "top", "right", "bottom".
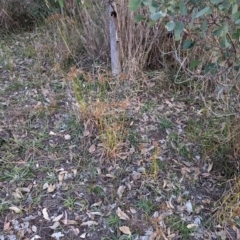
{"left": 1, "top": 0, "right": 240, "bottom": 239}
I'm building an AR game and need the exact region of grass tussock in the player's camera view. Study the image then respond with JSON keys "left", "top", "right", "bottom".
{"left": 68, "top": 67, "right": 130, "bottom": 159}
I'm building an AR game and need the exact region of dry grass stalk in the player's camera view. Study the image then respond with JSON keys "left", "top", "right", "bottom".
{"left": 116, "top": 1, "right": 164, "bottom": 73}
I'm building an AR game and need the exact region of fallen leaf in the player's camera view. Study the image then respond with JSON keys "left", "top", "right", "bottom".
{"left": 129, "top": 207, "right": 137, "bottom": 214}
{"left": 49, "top": 221, "right": 60, "bottom": 230}
{"left": 91, "top": 201, "right": 102, "bottom": 207}
{"left": 207, "top": 162, "right": 213, "bottom": 172}
{"left": 88, "top": 211, "right": 102, "bottom": 216}
{"left": 42, "top": 182, "right": 49, "bottom": 190}
{"left": 63, "top": 210, "right": 68, "bottom": 225}
{"left": 88, "top": 144, "right": 96, "bottom": 153}
{"left": 117, "top": 186, "right": 125, "bottom": 199}
{"left": 116, "top": 208, "right": 130, "bottom": 220}
{"left": 4, "top": 217, "right": 10, "bottom": 231}
{"left": 72, "top": 169, "right": 77, "bottom": 177}
{"left": 12, "top": 191, "right": 23, "bottom": 199}
{"left": 131, "top": 171, "right": 141, "bottom": 181}
{"left": 187, "top": 223, "right": 198, "bottom": 229}
{"left": 17, "top": 187, "right": 30, "bottom": 193}
{"left": 61, "top": 219, "right": 78, "bottom": 225}
{"left": 31, "top": 235, "right": 41, "bottom": 240}
{"left": 58, "top": 171, "right": 68, "bottom": 185}
{"left": 47, "top": 183, "right": 56, "bottom": 193}
{"left": 119, "top": 226, "right": 131, "bottom": 235}
{"left": 9, "top": 206, "right": 22, "bottom": 214}
{"left": 71, "top": 227, "right": 80, "bottom": 236}
{"left": 185, "top": 200, "right": 193, "bottom": 214}
{"left": 52, "top": 213, "right": 63, "bottom": 222}
{"left": 32, "top": 225, "right": 37, "bottom": 232}
{"left": 64, "top": 134, "right": 71, "bottom": 140}
{"left": 105, "top": 173, "right": 115, "bottom": 178}
{"left": 80, "top": 232, "right": 87, "bottom": 238}
{"left": 80, "top": 221, "right": 98, "bottom": 227}
{"left": 216, "top": 230, "right": 226, "bottom": 240}
{"left": 51, "top": 232, "right": 64, "bottom": 240}
{"left": 42, "top": 208, "right": 51, "bottom": 221}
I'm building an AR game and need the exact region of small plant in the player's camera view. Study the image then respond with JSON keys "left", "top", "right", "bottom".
{"left": 45, "top": 172, "right": 57, "bottom": 184}
{"left": 0, "top": 202, "right": 8, "bottom": 215}
{"left": 2, "top": 166, "right": 35, "bottom": 183}
{"left": 106, "top": 214, "right": 122, "bottom": 228}
{"left": 165, "top": 215, "right": 194, "bottom": 240}
{"left": 63, "top": 197, "right": 76, "bottom": 210}
{"left": 127, "top": 130, "right": 140, "bottom": 147}
{"left": 148, "top": 146, "right": 161, "bottom": 179}
{"left": 88, "top": 185, "right": 105, "bottom": 197}
{"left": 136, "top": 199, "right": 155, "bottom": 215}
{"left": 159, "top": 118, "right": 174, "bottom": 130}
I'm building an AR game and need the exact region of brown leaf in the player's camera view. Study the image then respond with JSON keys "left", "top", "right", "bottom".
{"left": 52, "top": 213, "right": 63, "bottom": 222}
{"left": 119, "top": 226, "right": 131, "bottom": 235}
{"left": 9, "top": 206, "right": 22, "bottom": 214}
{"left": 116, "top": 207, "right": 129, "bottom": 220}
{"left": 88, "top": 144, "right": 96, "bottom": 153}
{"left": 42, "top": 208, "right": 50, "bottom": 221}
{"left": 61, "top": 219, "right": 78, "bottom": 225}
{"left": 80, "top": 221, "right": 98, "bottom": 227}
{"left": 117, "top": 186, "right": 125, "bottom": 199}
{"left": 47, "top": 183, "right": 56, "bottom": 193}
{"left": 4, "top": 217, "right": 10, "bottom": 231}
{"left": 49, "top": 221, "right": 60, "bottom": 230}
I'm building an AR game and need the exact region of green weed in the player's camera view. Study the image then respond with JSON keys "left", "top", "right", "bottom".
{"left": 136, "top": 199, "right": 155, "bottom": 215}
{"left": 106, "top": 214, "right": 122, "bottom": 228}
{"left": 1, "top": 166, "right": 35, "bottom": 183}
{"left": 63, "top": 197, "right": 76, "bottom": 210}
{"left": 165, "top": 215, "right": 194, "bottom": 240}
{"left": 159, "top": 118, "right": 174, "bottom": 130}
{"left": 88, "top": 185, "right": 105, "bottom": 197}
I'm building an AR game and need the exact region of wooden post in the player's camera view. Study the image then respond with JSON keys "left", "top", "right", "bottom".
{"left": 109, "top": 1, "right": 121, "bottom": 76}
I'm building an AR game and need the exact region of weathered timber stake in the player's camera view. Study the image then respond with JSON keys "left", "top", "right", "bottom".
{"left": 109, "top": 1, "right": 121, "bottom": 76}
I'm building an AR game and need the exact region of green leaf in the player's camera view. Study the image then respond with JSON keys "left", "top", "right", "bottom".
{"left": 135, "top": 14, "right": 145, "bottom": 22}
{"left": 232, "top": 3, "right": 238, "bottom": 15}
{"left": 218, "top": 1, "right": 231, "bottom": 11}
{"left": 180, "top": 0, "right": 188, "bottom": 16}
{"left": 219, "top": 36, "right": 231, "bottom": 48}
{"left": 174, "top": 21, "right": 185, "bottom": 41}
{"left": 57, "top": 0, "right": 64, "bottom": 8}
{"left": 183, "top": 39, "right": 194, "bottom": 49}
{"left": 210, "top": 0, "right": 223, "bottom": 4}
{"left": 148, "top": 20, "right": 156, "bottom": 27}
{"left": 142, "top": 0, "right": 151, "bottom": 5}
{"left": 129, "top": 0, "right": 142, "bottom": 11}
{"left": 190, "top": 8, "right": 197, "bottom": 29}
{"left": 190, "top": 60, "right": 200, "bottom": 70}
{"left": 235, "top": 19, "right": 240, "bottom": 24}
{"left": 149, "top": 2, "right": 159, "bottom": 13}
{"left": 202, "top": 19, "right": 208, "bottom": 33}
{"left": 232, "top": 11, "right": 240, "bottom": 21}
{"left": 165, "top": 21, "right": 175, "bottom": 31}
{"left": 213, "top": 23, "right": 228, "bottom": 37}
{"left": 195, "top": 7, "right": 211, "bottom": 18}
{"left": 204, "top": 63, "right": 218, "bottom": 75}
{"left": 150, "top": 11, "right": 166, "bottom": 21}
{"left": 232, "top": 28, "right": 240, "bottom": 41}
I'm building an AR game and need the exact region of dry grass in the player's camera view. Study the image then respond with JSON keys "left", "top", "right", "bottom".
{"left": 68, "top": 67, "right": 130, "bottom": 159}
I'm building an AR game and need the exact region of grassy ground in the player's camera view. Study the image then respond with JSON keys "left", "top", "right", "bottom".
{"left": 0, "top": 25, "right": 240, "bottom": 240}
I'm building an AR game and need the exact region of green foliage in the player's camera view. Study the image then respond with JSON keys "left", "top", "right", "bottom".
{"left": 129, "top": 0, "right": 240, "bottom": 89}
{"left": 136, "top": 199, "right": 155, "bottom": 215}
